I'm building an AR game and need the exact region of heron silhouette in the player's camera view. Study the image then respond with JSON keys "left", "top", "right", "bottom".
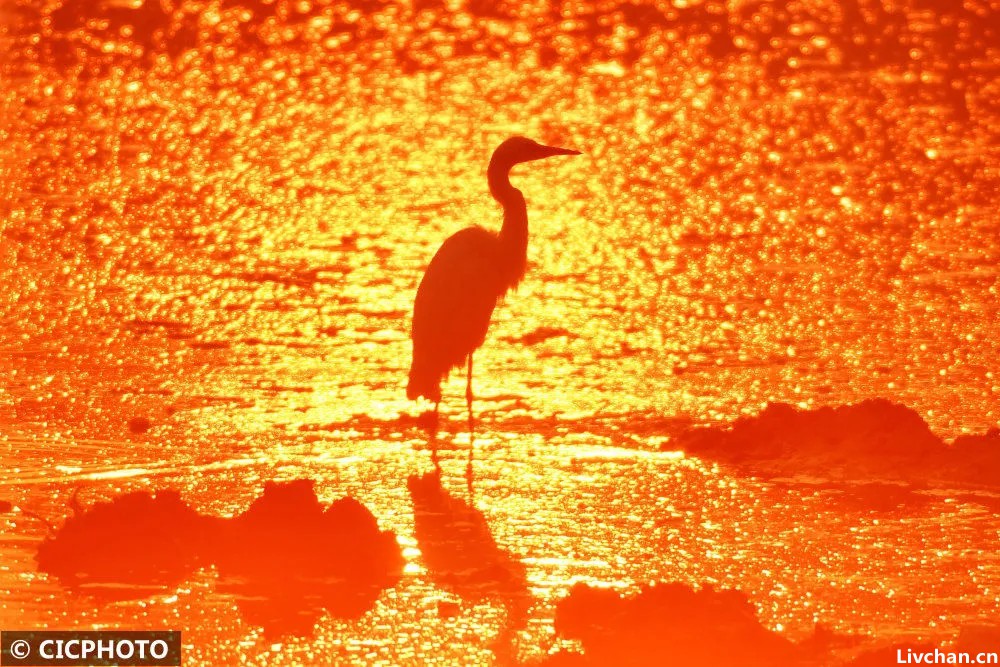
{"left": 407, "top": 136, "right": 580, "bottom": 479}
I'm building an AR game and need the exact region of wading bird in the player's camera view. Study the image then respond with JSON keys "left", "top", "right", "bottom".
{"left": 407, "top": 137, "right": 581, "bottom": 477}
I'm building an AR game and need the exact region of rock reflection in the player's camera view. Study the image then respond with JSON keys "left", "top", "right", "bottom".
{"left": 408, "top": 470, "right": 530, "bottom": 664}
{"left": 213, "top": 480, "right": 404, "bottom": 635}
{"left": 35, "top": 480, "right": 403, "bottom": 635}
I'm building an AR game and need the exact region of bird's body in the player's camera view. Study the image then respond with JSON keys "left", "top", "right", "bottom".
{"left": 407, "top": 225, "right": 508, "bottom": 403}
{"left": 407, "top": 137, "right": 580, "bottom": 479}
{"left": 407, "top": 137, "right": 578, "bottom": 406}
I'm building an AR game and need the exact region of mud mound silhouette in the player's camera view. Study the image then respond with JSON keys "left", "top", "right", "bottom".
{"left": 542, "top": 582, "right": 811, "bottom": 666}
{"left": 36, "top": 489, "right": 216, "bottom": 593}
{"left": 36, "top": 480, "right": 403, "bottom": 634}
{"left": 678, "top": 399, "right": 1000, "bottom": 487}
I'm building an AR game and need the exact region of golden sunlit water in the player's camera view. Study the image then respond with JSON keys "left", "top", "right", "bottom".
{"left": 1, "top": 0, "right": 999, "bottom": 664}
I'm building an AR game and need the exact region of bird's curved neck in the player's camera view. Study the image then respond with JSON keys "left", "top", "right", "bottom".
{"left": 488, "top": 159, "right": 528, "bottom": 289}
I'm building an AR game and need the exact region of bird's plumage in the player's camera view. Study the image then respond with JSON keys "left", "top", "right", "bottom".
{"left": 407, "top": 226, "right": 506, "bottom": 402}
{"left": 407, "top": 137, "right": 580, "bottom": 405}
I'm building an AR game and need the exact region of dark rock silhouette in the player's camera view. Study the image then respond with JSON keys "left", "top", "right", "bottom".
{"left": 678, "top": 400, "right": 1000, "bottom": 487}
{"left": 948, "top": 429, "right": 1000, "bottom": 482}
{"left": 408, "top": 470, "right": 529, "bottom": 664}
{"left": 541, "top": 582, "right": 811, "bottom": 667}
{"left": 36, "top": 489, "right": 215, "bottom": 595}
{"left": 36, "top": 480, "right": 403, "bottom": 635}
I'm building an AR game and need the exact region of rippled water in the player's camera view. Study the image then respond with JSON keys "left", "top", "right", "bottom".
{"left": 1, "top": 0, "right": 998, "bottom": 664}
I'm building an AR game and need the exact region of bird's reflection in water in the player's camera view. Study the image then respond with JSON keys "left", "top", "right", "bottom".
{"left": 408, "top": 470, "right": 530, "bottom": 664}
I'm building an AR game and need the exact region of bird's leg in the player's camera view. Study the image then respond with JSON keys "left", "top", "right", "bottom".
{"left": 466, "top": 354, "right": 475, "bottom": 431}
{"left": 465, "top": 354, "right": 475, "bottom": 497}
{"left": 431, "top": 401, "right": 441, "bottom": 475}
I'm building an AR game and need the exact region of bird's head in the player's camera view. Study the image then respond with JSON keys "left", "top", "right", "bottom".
{"left": 491, "top": 136, "right": 581, "bottom": 170}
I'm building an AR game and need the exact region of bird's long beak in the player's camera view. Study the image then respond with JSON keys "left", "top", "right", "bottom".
{"left": 534, "top": 143, "right": 582, "bottom": 160}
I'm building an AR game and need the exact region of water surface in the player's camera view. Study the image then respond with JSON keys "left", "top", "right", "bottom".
{"left": 1, "top": 0, "right": 998, "bottom": 663}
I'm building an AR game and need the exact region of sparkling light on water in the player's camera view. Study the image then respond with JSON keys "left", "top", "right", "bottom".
{"left": 1, "top": 0, "right": 998, "bottom": 664}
